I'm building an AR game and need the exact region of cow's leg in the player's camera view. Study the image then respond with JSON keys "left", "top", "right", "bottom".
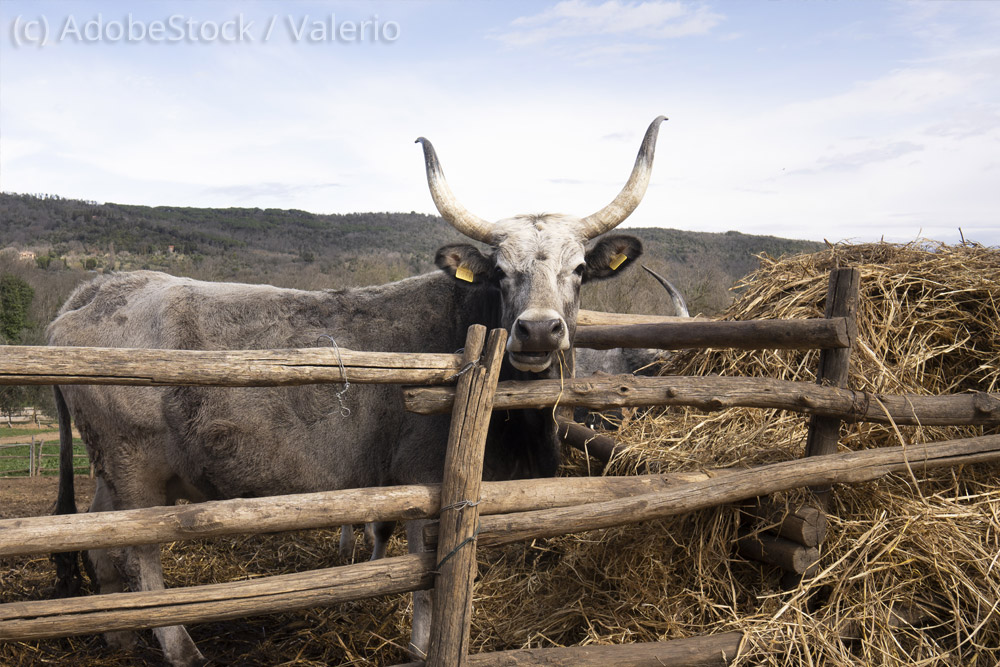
{"left": 84, "top": 479, "right": 137, "bottom": 650}
{"left": 405, "top": 519, "right": 433, "bottom": 659}
{"left": 112, "top": 544, "right": 204, "bottom": 667}
{"left": 105, "top": 472, "right": 205, "bottom": 667}
{"left": 339, "top": 524, "right": 356, "bottom": 560}
{"left": 366, "top": 520, "right": 395, "bottom": 561}
{"left": 86, "top": 547, "right": 140, "bottom": 650}
{"left": 339, "top": 521, "right": 393, "bottom": 561}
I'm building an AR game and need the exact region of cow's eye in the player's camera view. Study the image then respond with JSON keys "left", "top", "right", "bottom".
{"left": 494, "top": 268, "right": 507, "bottom": 281}
{"left": 574, "top": 263, "right": 586, "bottom": 277}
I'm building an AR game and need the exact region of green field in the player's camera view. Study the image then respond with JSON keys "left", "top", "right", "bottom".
{"left": 0, "top": 440, "right": 89, "bottom": 477}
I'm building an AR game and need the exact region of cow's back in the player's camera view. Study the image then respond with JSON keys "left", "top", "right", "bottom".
{"left": 47, "top": 271, "right": 451, "bottom": 503}
{"left": 49, "top": 271, "right": 334, "bottom": 351}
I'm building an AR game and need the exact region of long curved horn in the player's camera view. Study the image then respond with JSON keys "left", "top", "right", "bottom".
{"left": 415, "top": 137, "right": 493, "bottom": 244}
{"left": 642, "top": 265, "right": 689, "bottom": 317}
{"left": 579, "top": 116, "right": 667, "bottom": 240}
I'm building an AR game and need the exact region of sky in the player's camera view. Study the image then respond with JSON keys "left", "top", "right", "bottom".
{"left": 1, "top": 1, "right": 998, "bottom": 245}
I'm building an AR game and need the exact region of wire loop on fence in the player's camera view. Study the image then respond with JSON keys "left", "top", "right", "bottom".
{"left": 316, "top": 335, "right": 352, "bottom": 416}
{"left": 434, "top": 520, "right": 481, "bottom": 573}
{"left": 440, "top": 498, "right": 482, "bottom": 513}
{"left": 847, "top": 388, "right": 872, "bottom": 422}
{"left": 447, "top": 359, "right": 479, "bottom": 382}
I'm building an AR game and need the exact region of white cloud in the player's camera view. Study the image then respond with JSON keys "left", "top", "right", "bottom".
{"left": 496, "top": 0, "right": 723, "bottom": 47}
{"left": 778, "top": 67, "right": 980, "bottom": 128}
{"left": 788, "top": 141, "right": 924, "bottom": 176}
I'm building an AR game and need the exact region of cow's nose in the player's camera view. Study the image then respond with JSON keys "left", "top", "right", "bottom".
{"left": 514, "top": 318, "right": 564, "bottom": 351}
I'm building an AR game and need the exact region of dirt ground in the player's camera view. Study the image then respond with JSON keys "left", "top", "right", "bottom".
{"left": 0, "top": 475, "right": 96, "bottom": 519}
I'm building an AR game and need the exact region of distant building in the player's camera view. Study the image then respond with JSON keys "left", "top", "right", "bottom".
{"left": 167, "top": 245, "right": 175, "bottom": 253}
{"left": 19, "top": 250, "right": 36, "bottom": 261}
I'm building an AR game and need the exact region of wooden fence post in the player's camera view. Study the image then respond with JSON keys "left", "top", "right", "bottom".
{"left": 804, "top": 267, "right": 860, "bottom": 506}
{"left": 425, "top": 326, "right": 507, "bottom": 667}
{"left": 739, "top": 267, "right": 859, "bottom": 576}
{"left": 29, "top": 436, "right": 35, "bottom": 478}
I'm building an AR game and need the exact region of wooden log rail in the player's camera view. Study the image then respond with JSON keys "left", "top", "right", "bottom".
{"left": 396, "top": 632, "right": 744, "bottom": 666}
{"left": 0, "top": 473, "right": 718, "bottom": 558}
{"left": 0, "top": 345, "right": 464, "bottom": 386}
{"left": 422, "top": 434, "right": 1000, "bottom": 548}
{"left": 0, "top": 310, "right": 707, "bottom": 389}
{"left": 574, "top": 317, "right": 849, "bottom": 351}
{"left": 747, "top": 502, "right": 827, "bottom": 548}
{"left": 733, "top": 500, "right": 829, "bottom": 576}
{"left": 0, "top": 317, "right": 844, "bottom": 390}
{"left": 0, "top": 553, "right": 436, "bottom": 641}
{"left": 404, "top": 374, "right": 1000, "bottom": 425}
{"left": 557, "top": 420, "right": 625, "bottom": 464}
{"left": 3, "top": 433, "right": 998, "bottom": 643}
{"left": 736, "top": 533, "right": 819, "bottom": 575}
{"left": 576, "top": 309, "right": 707, "bottom": 326}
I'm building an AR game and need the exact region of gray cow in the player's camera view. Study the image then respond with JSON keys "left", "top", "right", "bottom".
{"left": 49, "top": 117, "right": 667, "bottom": 666}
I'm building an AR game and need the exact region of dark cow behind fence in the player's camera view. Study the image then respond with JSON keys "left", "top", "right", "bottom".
{"left": 49, "top": 117, "right": 668, "bottom": 667}
{"left": 574, "top": 265, "right": 689, "bottom": 376}
{"left": 339, "top": 265, "right": 690, "bottom": 560}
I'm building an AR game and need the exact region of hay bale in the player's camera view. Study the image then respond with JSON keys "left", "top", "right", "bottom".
{"left": 472, "top": 241, "right": 1000, "bottom": 666}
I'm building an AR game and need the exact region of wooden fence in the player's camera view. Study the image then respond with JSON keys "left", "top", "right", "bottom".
{"left": 0, "top": 437, "right": 92, "bottom": 478}
{"left": 1, "top": 268, "right": 999, "bottom": 666}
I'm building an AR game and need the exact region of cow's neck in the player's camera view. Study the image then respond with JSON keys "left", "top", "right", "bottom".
{"left": 322, "top": 272, "right": 494, "bottom": 354}
{"left": 340, "top": 270, "right": 563, "bottom": 480}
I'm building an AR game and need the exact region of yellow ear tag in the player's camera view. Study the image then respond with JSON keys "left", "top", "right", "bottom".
{"left": 455, "top": 264, "right": 474, "bottom": 283}
{"left": 609, "top": 253, "right": 628, "bottom": 270}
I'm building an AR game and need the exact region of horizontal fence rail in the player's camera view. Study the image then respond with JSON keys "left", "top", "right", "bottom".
{"left": 0, "top": 473, "right": 717, "bottom": 558}
{"left": 422, "top": 433, "right": 1000, "bottom": 548}
{"left": 396, "top": 633, "right": 745, "bottom": 667}
{"left": 3, "top": 434, "right": 997, "bottom": 643}
{"left": 404, "top": 374, "right": 1000, "bottom": 425}
{"left": 0, "top": 319, "right": 844, "bottom": 390}
{"left": 576, "top": 309, "right": 708, "bottom": 326}
{"left": 0, "top": 346, "right": 464, "bottom": 387}
{"left": 0, "top": 553, "right": 436, "bottom": 641}
{"left": 574, "top": 317, "right": 850, "bottom": 351}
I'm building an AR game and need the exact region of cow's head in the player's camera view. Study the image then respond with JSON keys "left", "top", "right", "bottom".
{"left": 418, "top": 116, "right": 666, "bottom": 374}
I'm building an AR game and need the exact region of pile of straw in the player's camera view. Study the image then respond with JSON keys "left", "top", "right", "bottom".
{"left": 470, "top": 241, "right": 1000, "bottom": 666}
{"left": 2, "top": 241, "right": 997, "bottom": 666}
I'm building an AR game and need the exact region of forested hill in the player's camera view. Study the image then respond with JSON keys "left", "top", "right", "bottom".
{"left": 1, "top": 192, "right": 824, "bottom": 318}
{"left": 1, "top": 193, "right": 469, "bottom": 271}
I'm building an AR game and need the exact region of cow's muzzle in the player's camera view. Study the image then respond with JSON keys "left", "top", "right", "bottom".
{"left": 507, "top": 310, "right": 569, "bottom": 373}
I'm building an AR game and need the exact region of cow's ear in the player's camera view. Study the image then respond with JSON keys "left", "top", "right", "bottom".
{"left": 583, "top": 234, "right": 643, "bottom": 282}
{"left": 435, "top": 244, "right": 493, "bottom": 284}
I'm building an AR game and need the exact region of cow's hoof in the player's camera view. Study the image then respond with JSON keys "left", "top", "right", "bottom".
{"left": 407, "top": 641, "right": 428, "bottom": 661}
{"left": 155, "top": 625, "right": 206, "bottom": 667}
{"left": 164, "top": 645, "right": 206, "bottom": 667}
